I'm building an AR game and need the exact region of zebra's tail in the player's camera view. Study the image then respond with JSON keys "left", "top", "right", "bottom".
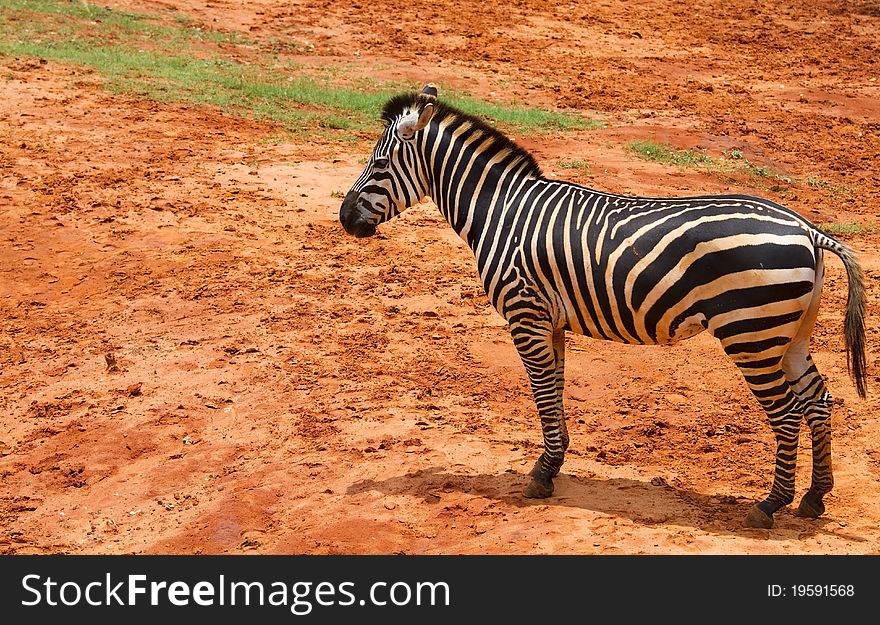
{"left": 812, "top": 228, "right": 868, "bottom": 398}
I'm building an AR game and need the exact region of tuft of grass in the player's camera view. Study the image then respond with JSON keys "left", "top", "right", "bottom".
{"left": 740, "top": 161, "right": 774, "bottom": 178}
{"left": 556, "top": 159, "right": 591, "bottom": 176}
{"left": 805, "top": 175, "right": 853, "bottom": 199}
{"left": 818, "top": 222, "right": 871, "bottom": 237}
{"left": 627, "top": 140, "right": 711, "bottom": 167}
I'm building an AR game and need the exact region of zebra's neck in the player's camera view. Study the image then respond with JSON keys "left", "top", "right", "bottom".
{"left": 418, "top": 115, "right": 543, "bottom": 252}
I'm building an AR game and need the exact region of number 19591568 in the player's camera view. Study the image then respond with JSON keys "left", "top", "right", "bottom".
{"left": 768, "top": 584, "right": 854, "bottom": 598}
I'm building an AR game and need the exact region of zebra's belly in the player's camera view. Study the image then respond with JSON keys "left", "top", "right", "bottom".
{"left": 560, "top": 300, "right": 707, "bottom": 345}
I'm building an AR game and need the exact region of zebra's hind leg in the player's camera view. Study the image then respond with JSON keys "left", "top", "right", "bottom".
{"left": 783, "top": 348, "right": 833, "bottom": 519}
{"left": 777, "top": 253, "right": 835, "bottom": 519}
{"left": 731, "top": 351, "right": 804, "bottom": 529}
{"left": 512, "top": 323, "right": 567, "bottom": 499}
{"left": 781, "top": 256, "right": 834, "bottom": 519}
{"left": 797, "top": 376, "right": 834, "bottom": 519}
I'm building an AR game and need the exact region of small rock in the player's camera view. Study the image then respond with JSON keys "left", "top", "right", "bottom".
{"left": 664, "top": 393, "right": 687, "bottom": 405}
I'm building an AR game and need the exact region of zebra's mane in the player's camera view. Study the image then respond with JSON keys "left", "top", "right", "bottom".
{"left": 381, "top": 92, "right": 544, "bottom": 178}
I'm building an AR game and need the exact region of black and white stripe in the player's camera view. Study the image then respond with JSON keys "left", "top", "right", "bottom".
{"left": 339, "top": 86, "right": 868, "bottom": 528}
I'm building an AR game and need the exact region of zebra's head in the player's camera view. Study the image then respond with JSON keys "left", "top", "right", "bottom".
{"left": 339, "top": 84, "right": 438, "bottom": 238}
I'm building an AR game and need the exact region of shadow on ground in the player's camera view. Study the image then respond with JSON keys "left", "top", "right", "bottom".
{"left": 347, "top": 466, "right": 869, "bottom": 543}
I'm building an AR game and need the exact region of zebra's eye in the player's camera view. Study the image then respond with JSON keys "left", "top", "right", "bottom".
{"left": 373, "top": 158, "right": 389, "bottom": 170}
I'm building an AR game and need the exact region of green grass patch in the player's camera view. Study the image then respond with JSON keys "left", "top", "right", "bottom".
{"left": 556, "top": 159, "right": 591, "bottom": 176}
{"left": 445, "top": 94, "right": 602, "bottom": 133}
{"left": 818, "top": 221, "right": 872, "bottom": 237}
{"left": 627, "top": 140, "right": 711, "bottom": 167}
{"left": 739, "top": 161, "right": 775, "bottom": 178}
{"left": 0, "top": 0, "right": 599, "bottom": 138}
{"left": 2, "top": 0, "right": 248, "bottom": 46}
{"left": 626, "top": 141, "right": 827, "bottom": 196}
{"left": 805, "top": 175, "right": 853, "bottom": 199}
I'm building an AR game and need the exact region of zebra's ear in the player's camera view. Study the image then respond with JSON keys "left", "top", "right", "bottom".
{"left": 421, "top": 83, "right": 438, "bottom": 100}
{"left": 398, "top": 102, "right": 435, "bottom": 140}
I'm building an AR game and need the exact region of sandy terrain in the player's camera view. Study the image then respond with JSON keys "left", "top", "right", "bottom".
{"left": 1, "top": 0, "right": 879, "bottom": 554}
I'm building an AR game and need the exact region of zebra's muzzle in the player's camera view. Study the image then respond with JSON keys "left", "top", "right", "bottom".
{"left": 339, "top": 191, "right": 377, "bottom": 238}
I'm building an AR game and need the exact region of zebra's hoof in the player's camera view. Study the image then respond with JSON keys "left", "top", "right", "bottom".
{"left": 745, "top": 504, "right": 774, "bottom": 529}
{"left": 796, "top": 491, "right": 825, "bottom": 518}
{"left": 523, "top": 476, "right": 554, "bottom": 499}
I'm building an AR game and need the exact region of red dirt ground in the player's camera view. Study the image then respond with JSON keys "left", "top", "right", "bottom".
{"left": 1, "top": 0, "right": 879, "bottom": 554}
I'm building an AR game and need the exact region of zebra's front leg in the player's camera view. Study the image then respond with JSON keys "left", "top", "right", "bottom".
{"left": 512, "top": 325, "right": 568, "bottom": 499}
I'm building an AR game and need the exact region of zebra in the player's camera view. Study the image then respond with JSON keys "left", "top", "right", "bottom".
{"left": 338, "top": 84, "right": 868, "bottom": 529}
